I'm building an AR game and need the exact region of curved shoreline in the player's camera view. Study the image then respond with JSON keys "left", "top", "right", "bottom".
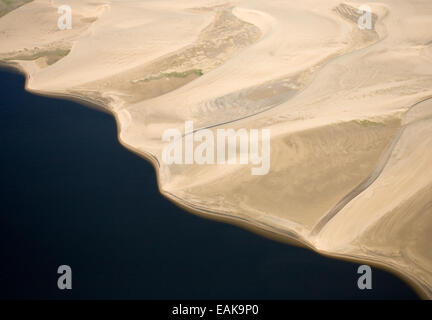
{"left": 1, "top": 61, "right": 426, "bottom": 299}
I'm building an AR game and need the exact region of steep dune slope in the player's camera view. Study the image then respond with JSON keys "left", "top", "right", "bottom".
{"left": 1, "top": 0, "right": 432, "bottom": 298}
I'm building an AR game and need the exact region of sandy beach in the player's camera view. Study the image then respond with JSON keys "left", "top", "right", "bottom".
{"left": 1, "top": 0, "right": 432, "bottom": 298}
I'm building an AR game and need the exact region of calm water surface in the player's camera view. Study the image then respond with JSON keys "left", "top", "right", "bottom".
{"left": 0, "top": 69, "right": 418, "bottom": 299}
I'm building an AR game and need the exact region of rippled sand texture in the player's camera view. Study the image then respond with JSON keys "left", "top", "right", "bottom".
{"left": 1, "top": 0, "right": 432, "bottom": 298}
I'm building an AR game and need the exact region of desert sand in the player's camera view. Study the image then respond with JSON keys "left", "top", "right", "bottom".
{"left": 1, "top": 0, "right": 432, "bottom": 298}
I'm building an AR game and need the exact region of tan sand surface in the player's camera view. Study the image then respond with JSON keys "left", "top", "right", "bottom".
{"left": 1, "top": 0, "right": 432, "bottom": 298}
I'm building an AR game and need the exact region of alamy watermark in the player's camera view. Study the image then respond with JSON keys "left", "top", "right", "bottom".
{"left": 57, "top": 5, "right": 72, "bottom": 30}
{"left": 357, "top": 5, "right": 373, "bottom": 30}
{"left": 161, "top": 121, "right": 271, "bottom": 175}
{"left": 357, "top": 265, "right": 372, "bottom": 290}
{"left": 57, "top": 265, "right": 72, "bottom": 290}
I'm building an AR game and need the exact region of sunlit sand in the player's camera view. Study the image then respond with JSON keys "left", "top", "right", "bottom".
{"left": 1, "top": 0, "right": 432, "bottom": 298}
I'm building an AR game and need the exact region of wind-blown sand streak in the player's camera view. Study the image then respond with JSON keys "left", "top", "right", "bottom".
{"left": 311, "top": 96, "right": 432, "bottom": 237}
{"left": 1, "top": 0, "right": 432, "bottom": 298}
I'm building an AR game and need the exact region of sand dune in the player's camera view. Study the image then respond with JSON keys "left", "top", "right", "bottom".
{"left": 1, "top": 0, "right": 432, "bottom": 298}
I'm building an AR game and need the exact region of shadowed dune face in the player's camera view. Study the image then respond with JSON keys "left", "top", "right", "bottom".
{"left": 159, "top": 119, "right": 400, "bottom": 235}
{"left": 316, "top": 99, "right": 432, "bottom": 297}
{"left": 1, "top": 0, "right": 432, "bottom": 298}
{"left": 0, "top": 0, "right": 32, "bottom": 17}
{"left": 73, "top": 6, "right": 262, "bottom": 104}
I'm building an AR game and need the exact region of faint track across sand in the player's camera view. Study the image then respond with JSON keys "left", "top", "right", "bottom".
{"left": 184, "top": 6, "right": 389, "bottom": 137}
{"left": 311, "top": 96, "right": 432, "bottom": 236}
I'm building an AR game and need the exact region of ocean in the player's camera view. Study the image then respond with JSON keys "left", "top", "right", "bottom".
{"left": 0, "top": 68, "right": 418, "bottom": 299}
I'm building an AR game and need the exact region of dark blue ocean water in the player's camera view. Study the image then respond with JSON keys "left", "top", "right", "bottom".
{"left": 0, "top": 69, "right": 418, "bottom": 299}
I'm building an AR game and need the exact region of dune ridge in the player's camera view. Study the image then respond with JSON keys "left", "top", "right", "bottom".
{"left": 1, "top": 0, "right": 432, "bottom": 298}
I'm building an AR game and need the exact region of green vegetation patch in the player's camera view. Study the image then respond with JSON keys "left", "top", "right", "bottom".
{"left": 136, "top": 69, "right": 204, "bottom": 83}
{"left": 5, "top": 49, "right": 71, "bottom": 65}
{"left": 355, "top": 119, "right": 382, "bottom": 127}
{"left": 0, "top": 0, "right": 33, "bottom": 18}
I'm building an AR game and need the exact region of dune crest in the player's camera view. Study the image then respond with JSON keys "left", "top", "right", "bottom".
{"left": 2, "top": 0, "right": 432, "bottom": 298}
